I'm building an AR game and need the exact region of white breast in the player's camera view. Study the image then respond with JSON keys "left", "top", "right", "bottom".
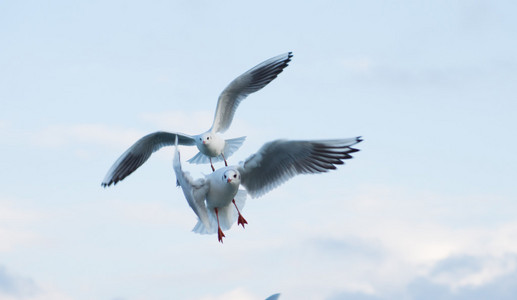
{"left": 196, "top": 134, "right": 225, "bottom": 157}
{"left": 205, "top": 168, "right": 239, "bottom": 208}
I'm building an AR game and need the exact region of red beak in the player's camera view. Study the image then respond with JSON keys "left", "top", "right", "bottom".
{"left": 203, "top": 141, "right": 206, "bottom": 144}
{"left": 227, "top": 179, "right": 231, "bottom": 183}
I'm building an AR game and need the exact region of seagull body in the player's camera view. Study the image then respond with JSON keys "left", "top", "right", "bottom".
{"left": 173, "top": 137, "right": 363, "bottom": 242}
{"left": 102, "top": 52, "right": 293, "bottom": 187}
{"left": 205, "top": 167, "right": 240, "bottom": 208}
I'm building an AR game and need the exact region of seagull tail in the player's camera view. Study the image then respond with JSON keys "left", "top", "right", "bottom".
{"left": 187, "top": 136, "right": 246, "bottom": 165}
{"left": 222, "top": 136, "right": 246, "bottom": 160}
{"left": 192, "top": 189, "right": 247, "bottom": 235}
{"left": 187, "top": 151, "right": 209, "bottom": 165}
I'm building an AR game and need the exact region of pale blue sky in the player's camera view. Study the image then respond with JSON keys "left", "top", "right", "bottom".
{"left": 1, "top": 1, "right": 517, "bottom": 299}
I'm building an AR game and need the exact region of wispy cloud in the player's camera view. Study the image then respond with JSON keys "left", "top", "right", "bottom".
{"left": 0, "top": 265, "right": 72, "bottom": 300}
{"left": 0, "top": 199, "right": 45, "bottom": 252}
{"left": 232, "top": 183, "right": 517, "bottom": 298}
{"left": 0, "top": 265, "right": 38, "bottom": 298}
{"left": 32, "top": 124, "right": 144, "bottom": 149}
{"left": 108, "top": 198, "right": 194, "bottom": 229}
{"left": 429, "top": 254, "right": 517, "bottom": 290}
{"left": 408, "top": 266, "right": 517, "bottom": 300}
{"left": 14, "top": 109, "right": 261, "bottom": 163}
{"left": 139, "top": 110, "right": 214, "bottom": 134}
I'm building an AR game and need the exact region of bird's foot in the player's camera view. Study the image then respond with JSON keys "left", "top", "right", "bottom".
{"left": 237, "top": 214, "right": 248, "bottom": 228}
{"left": 232, "top": 199, "right": 248, "bottom": 228}
{"left": 217, "top": 227, "right": 225, "bottom": 243}
{"left": 211, "top": 164, "right": 215, "bottom": 172}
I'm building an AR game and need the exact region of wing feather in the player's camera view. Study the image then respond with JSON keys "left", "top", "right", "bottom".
{"left": 173, "top": 143, "right": 211, "bottom": 231}
{"left": 102, "top": 131, "right": 195, "bottom": 187}
{"left": 211, "top": 52, "right": 293, "bottom": 133}
{"left": 238, "top": 137, "right": 363, "bottom": 198}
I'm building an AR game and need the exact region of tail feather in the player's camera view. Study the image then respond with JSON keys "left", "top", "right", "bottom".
{"left": 223, "top": 136, "right": 246, "bottom": 160}
{"left": 187, "top": 151, "right": 209, "bottom": 165}
{"left": 187, "top": 136, "right": 246, "bottom": 165}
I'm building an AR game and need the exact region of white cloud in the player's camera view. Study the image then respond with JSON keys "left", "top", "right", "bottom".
{"left": 108, "top": 198, "right": 194, "bottom": 230}
{"left": 0, "top": 199, "right": 45, "bottom": 252}
{"left": 429, "top": 254, "right": 517, "bottom": 290}
{"left": 0, "top": 265, "right": 73, "bottom": 300}
{"left": 19, "top": 109, "right": 263, "bottom": 164}
{"left": 139, "top": 110, "right": 214, "bottom": 134}
{"left": 0, "top": 265, "right": 38, "bottom": 298}
{"left": 350, "top": 189, "right": 517, "bottom": 293}
{"left": 0, "top": 228, "right": 40, "bottom": 253}
{"left": 228, "top": 183, "right": 517, "bottom": 298}
{"left": 32, "top": 124, "right": 144, "bottom": 149}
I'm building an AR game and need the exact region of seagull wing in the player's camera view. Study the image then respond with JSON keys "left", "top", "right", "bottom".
{"left": 238, "top": 137, "right": 363, "bottom": 198}
{"left": 102, "top": 131, "right": 196, "bottom": 187}
{"left": 265, "top": 294, "right": 281, "bottom": 300}
{"left": 173, "top": 140, "right": 211, "bottom": 230}
{"left": 210, "top": 52, "right": 293, "bottom": 133}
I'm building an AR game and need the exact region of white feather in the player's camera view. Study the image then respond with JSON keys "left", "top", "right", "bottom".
{"left": 192, "top": 189, "right": 247, "bottom": 234}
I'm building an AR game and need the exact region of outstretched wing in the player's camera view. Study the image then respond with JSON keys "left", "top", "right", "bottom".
{"left": 173, "top": 141, "right": 211, "bottom": 231}
{"left": 102, "top": 131, "right": 196, "bottom": 187}
{"left": 238, "top": 137, "right": 363, "bottom": 198}
{"left": 210, "top": 52, "right": 293, "bottom": 133}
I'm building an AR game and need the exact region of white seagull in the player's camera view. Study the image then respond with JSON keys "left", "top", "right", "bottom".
{"left": 102, "top": 52, "right": 293, "bottom": 187}
{"left": 173, "top": 136, "right": 363, "bottom": 243}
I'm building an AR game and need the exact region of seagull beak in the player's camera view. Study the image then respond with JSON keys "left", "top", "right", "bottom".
{"left": 203, "top": 141, "right": 206, "bottom": 144}
{"left": 227, "top": 179, "right": 231, "bottom": 183}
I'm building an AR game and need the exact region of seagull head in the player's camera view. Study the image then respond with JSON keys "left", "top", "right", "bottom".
{"left": 198, "top": 132, "right": 212, "bottom": 146}
{"left": 222, "top": 169, "right": 241, "bottom": 185}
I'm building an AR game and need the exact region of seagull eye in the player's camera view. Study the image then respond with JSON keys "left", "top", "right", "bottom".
{"left": 233, "top": 174, "right": 237, "bottom": 178}
{"left": 224, "top": 175, "right": 226, "bottom": 178}
{"left": 207, "top": 137, "right": 210, "bottom": 140}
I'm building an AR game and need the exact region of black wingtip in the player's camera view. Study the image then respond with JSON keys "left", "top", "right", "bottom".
{"left": 101, "top": 180, "right": 116, "bottom": 188}
{"left": 356, "top": 136, "right": 363, "bottom": 143}
{"left": 348, "top": 147, "right": 360, "bottom": 153}
{"left": 286, "top": 52, "right": 293, "bottom": 64}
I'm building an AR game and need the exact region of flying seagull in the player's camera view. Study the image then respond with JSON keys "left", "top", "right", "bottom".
{"left": 265, "top": 294, "right": 281, "bottom": 300}
{"left": 102, "top": 52, "right": 293, "bottom": 187}
{"left": 174, "top": 136, "right": 362, "bottom": 243}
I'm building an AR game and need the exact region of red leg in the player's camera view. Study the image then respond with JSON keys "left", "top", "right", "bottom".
{"left": 232, "top": 199, "right": 248, "bottom": 228}
{"left": 221, "top": 153, "right": 228, "bottom": 167}
{"left": 215, "top": 208, "right": 225, "bottom": 243}
{"left": 210, "top": 158, "right": 215, "bottom": 172}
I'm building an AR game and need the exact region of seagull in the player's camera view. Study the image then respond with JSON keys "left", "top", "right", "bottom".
{"left": 265, "top": 294, "right": 281, "bottom": 300}
{"left": 173, "top": 136, "right": 363, "bottom": 243}
{"left": 101, "top": 52, "right": 293, "bottom": 187}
